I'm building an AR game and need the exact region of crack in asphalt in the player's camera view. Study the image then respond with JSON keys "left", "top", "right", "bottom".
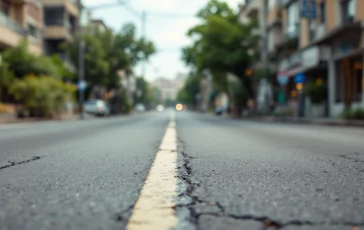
{"left": 175, "top": 136, "right": 364, "bottom": 230}
{"left": 0, "top": 156, "right": 42, "bottom": 171}
{"left": 339, "top": 154, "right": 364, "bottom": 163}
{"left": 114, "top": 204, "right": 135, "bottom": 222}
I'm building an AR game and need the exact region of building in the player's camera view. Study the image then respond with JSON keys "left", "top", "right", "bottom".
{"left": 0, "top": 0, "right": 44, "bottom": 55}
{"left": 313, "top": 0, "right": 364, "bottom": 117}
{"left": 89, "top": 19, "right": 107, "bottom": 33}
{"left": 151, "top": 75, "right": 186, "bottom": 102}
{"left": 41, "top": 0, "right": 79, "bottom": 67}
{"left": 239, "top": 0, "right": 274, "bottom": 114}
{"left": 263, "top": 0, "right": 364, "bottom": 118}
{"left": 117, "top": 69, "right": 136, "bottom": 105}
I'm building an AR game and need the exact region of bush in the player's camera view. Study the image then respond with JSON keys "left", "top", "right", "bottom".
{"left": 9, "top": 75, "right": 75, "bottom": 117}
{"left": 304, "top": 81, "right": 326, "bottom": 104}
{"left": 2, "top": 41, "right": 61, "bottom": 79}
{"left": 341, "top": 108, "right": 364, "bottom": 120}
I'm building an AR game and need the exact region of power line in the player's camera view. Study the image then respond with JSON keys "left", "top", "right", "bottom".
{"left": 122, "top": 4, "right": 142, "bottom": 18}
{"left": 147, "top": 12, "right": 195, "bottom": 18}
{"left": 87, "top": 0, "right": 129, "bottom": 11}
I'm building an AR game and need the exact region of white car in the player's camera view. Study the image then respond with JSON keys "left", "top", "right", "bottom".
{"left": 84, "top": 100, "right": 110, "bottom": 116}
{"left": 135, "top": 104, "right": 146, "bottom": 113}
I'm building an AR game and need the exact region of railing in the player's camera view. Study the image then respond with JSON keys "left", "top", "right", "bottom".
{"left": 0, "top": 11, "right": 27, "bottom": 36}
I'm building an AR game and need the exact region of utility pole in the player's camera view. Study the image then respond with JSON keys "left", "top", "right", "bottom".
{"left": 78, "top": 0, "right": 85, "bottom": 119}
{"left": 141, "top": 11, "right": 147, "bottom": 78}
{"left": 0, "top": 55, "right": 2, "bottom": 102}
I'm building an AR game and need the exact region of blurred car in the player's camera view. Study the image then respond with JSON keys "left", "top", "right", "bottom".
{"left": 135, "top": 104, "right": 146, "bottom": 112}
{"left": 156, "top": 104, "right": 164, "bottom": 112}
{"left": 214, "top": 105, "right": 227, "bottom": 116}
{"left": 84, "top": 100, "right": 110, "bottom": 116}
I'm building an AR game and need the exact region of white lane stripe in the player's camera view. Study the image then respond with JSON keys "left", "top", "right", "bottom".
{"left": 126, "top": 112, "right": 178, "bottom": 230}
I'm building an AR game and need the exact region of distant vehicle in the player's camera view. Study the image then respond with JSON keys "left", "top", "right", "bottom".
{"left": 84, "top": 100, "right": 110, "bottom": 116}
{"left": 156, "top": 104, "right": 164, "bottom": 112}
{"left": 214, "top": 105, "right": 227, "bottom": 116}
{"left": 135, "top": 104, "right": 146, "bottom": 112}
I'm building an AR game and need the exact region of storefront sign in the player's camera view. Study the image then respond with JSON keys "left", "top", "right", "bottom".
{"left": 294, "top": 73, "right": 306, "bottom": 83}
{"left": 277, "top": 72, "right": 289, "bottom": 86}
{"left": 302, "top": 47, "right": 319, "bottom": 68}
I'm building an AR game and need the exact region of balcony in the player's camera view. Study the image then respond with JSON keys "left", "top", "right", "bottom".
{"left": 42, "top": 0, "right": 79, "bottom": 17}
{"left": 45, "top": 26, "right": 73, "bottom": 41}
{"left": 266, "top": 4, "right": 282, "bottom": 28}
{"left": 240, "top": 0, "right": 259, "bottom": 18}
{"left": 278, "top": 51, "right": 301, "bottom": 72}
{"left": 0, "top": 11, "right": 27, "bottom": 47}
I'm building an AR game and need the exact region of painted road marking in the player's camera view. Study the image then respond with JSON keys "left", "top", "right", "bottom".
{"left": 126, "top": 112, "right": 178, "bottom": 230}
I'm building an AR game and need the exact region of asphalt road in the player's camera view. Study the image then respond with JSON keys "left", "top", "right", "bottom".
{"left": 1, "top": 110, "right": 364, "bottom": 230}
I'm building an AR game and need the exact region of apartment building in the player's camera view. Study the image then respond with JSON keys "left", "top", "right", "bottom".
{"left": 0, "top": 0, "right": 44, "bottom": 55}
{"left": 266, "top": 0, "right": 363, "bottom": 117}
{"left": 314, "top": 0, "right": 364, "bottom": 116}
{"left": 41, "top": 0, "right": 79, "bottom": 65}
{"left": 239, "top": 0, "right": 274, "bottom": 113}
{"left": 89, "top": 19, "right": 107, "bottom": 33}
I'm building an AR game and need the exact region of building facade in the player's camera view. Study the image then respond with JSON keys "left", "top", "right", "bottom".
{"left": 151, "top": 75, "right": 186, "bottom": 102}
{"left": 41, "top": 0, "right": 79, "bottom": 67}
{"left": 239, "top": 0, "right": 274, "bottom": 114}
{"left": 262, "top": 0, "right": 364, "bottom": 117}
{"left": 0, "top": 0, "right": 44, "bottom": 55}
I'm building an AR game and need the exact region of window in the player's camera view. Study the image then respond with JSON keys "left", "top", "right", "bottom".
{"left": 308, "top": 20, "right": 316, "bottom": 42}
{"left": 319, "top": 2, "right": 326, "bottom": 23}
{"left": 341, "top": 0, "right": 355, "bottom": 23}
{"left": 268, "top": 0, "right": 276, "bottom": 9}
{"left": 44, "top": 7, "right": 65, "bottom": 26}
{"left": 28, "top": 24, "right": 37, "bottom": 38}
{"left": 0, "top": 1, "right": 10, "bottom": 15}
{"left": 286, "top": 1, "right": 299, "bottom": 37}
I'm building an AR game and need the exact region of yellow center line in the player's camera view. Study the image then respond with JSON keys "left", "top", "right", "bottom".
{"left": 126, "top": 112, "right": 179, "bottom": 230}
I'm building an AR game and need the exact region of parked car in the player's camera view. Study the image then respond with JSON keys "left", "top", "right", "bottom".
{"left": 214, "top": 105, "right": 227, "bottom": 116}
{"left": 84, "top": 100, "right": 110, "bottom": 116}
{"left": 135, "top": 103, "right": 146, "bottom": 112}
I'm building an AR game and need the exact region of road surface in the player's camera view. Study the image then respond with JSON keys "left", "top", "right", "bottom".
{"left": 0, "top": 110, "right": 363, "bottom": 230}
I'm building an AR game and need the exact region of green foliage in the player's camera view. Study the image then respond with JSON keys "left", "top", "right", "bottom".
{"left": 9, "top": 75, "right": 75, "bottom": 117}
{"left": 182, "top": 0, "right": 259, "bottom": 100}
{"left": 50, "top": 54, "right": 75, "bottom": 80}
{"left": 108, "top": 85, "right": 131, "bottom": 114}
{"left": 0, "top": 61, "right": 15, "bottom": 87}
{"left": 304, "top": 81, "right": 326, "bottom": 104}
{"left": 64, "top": 23, "right": 156, "bottom": 92}
{"left": 229, "top": 80, "right": 248, "bottom": 108}
{"left": 251, "top": 66, "right": 276, "bottom": 83}
{"left": 2, "top": 41, "right": 61, "bottom": 79}
{"left": 341, "top": 107, "right": 364, "bottom": 120}
{"left": 177, "top": 73, "right": 201, "bottom": 105}
{"left": 134, "top": 77, "right": 153, "bottom": 105}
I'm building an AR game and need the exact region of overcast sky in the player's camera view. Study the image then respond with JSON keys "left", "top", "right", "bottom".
{"left": 83, "top": 0, "right": 240, "bottom": 81}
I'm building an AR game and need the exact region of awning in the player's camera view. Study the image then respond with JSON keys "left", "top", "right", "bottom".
{"left": 314, "top": 21, "right": 363, "bottom": 46}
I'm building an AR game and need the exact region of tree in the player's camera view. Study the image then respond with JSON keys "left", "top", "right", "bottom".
{"left": 134, "top": 77, "right": 153, "bottom": 105}
{"left": 65, "top": 23, "right": 156, "bottom": 95}
{"left": 2, "top": 41, "right": 61, "bottom": 79}
{"left": 182, "top": 0, "right": 259, "bottom": 106}
{"left": 177, "top": 73, "right": 201, "bottom": 106}
{"left": 9, "top": 75, "right": 75, "bottom": 117}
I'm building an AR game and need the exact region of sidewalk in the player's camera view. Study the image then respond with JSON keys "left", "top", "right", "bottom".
{"left": 250, "top": 116, "right": 364, "bottom": 128}
{"left": 0, "top": 113, "right": 79, "bottom": 124}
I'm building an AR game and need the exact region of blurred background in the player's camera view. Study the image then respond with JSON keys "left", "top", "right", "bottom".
{"left": 0, "top": 0, "right": 363, "bottom": 123}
